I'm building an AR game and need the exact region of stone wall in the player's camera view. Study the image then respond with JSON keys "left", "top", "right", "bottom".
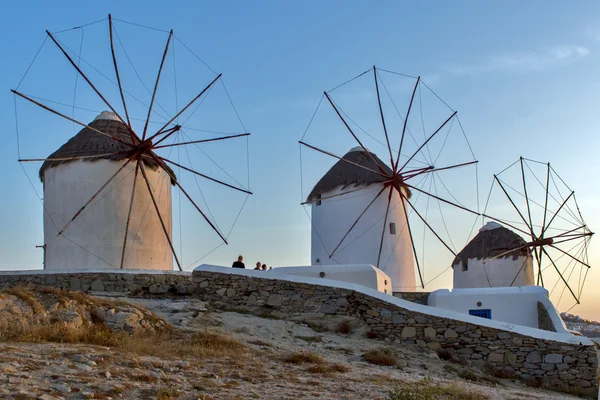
{"left": 393, "top": 291, "right": 430, "bottom": 305}
{"left": 0, "top": 271, "right": 194, "bottom": 296}
{"left": 0, "top": 270, "right": 597, "bottom": 397}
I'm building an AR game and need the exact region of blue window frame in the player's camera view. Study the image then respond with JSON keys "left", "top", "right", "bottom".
{"left": 469, "top": 309, "right": 492, "bottom": 319}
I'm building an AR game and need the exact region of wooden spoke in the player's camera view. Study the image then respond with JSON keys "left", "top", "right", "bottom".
{"left": 152, "top": 73, "right": 222, "bottom": 138}
{"left": 541, "top": 247, "right": 579, "bottom": 304}
{"left": 398, "top": 189, "right": 424, "bottom": 288}
{"left": 542, "top": 191, "right": 575, "bottom": 236}
{"left": 11, "top": 90, "right": 133, "bottom": 147}
{"left": 142, "top": 29, "right": 174, "bottom": 140}
{"left": 481, "top": 214, "right": 532, "bottom": 237}
{"left": 402, "top": 190, "right": 457, "bottom": 257}
{"left": 404, "top": 160, "right": 478, "bottom": 180}
{"left": 493, "top": 175, "right": 533, "bottom": 237}
{"left": 329, "top": 186, "right": 387, "bottom": 258}
{"left": 139, "top": 162, "right": 181, "bottom": 271}
{"left": 159, "top": 157, "right": 252, "bottom": 195}
{"left": 19, "top": 152, "right": 125, "bottom": 163}
{"left": 146, "top": 152, "right": 227, "bottom": 244}
{"left": 394, "top": 76, "right": 420, "bottom": 170}
{"left": 120, "top": 158, "right": 140, "bottom": 269}
{"left": 46, "top": 30, "right": 130, "bottom": 129}
{"left": 324, "top": 91, "right": 388, "bottom": 175}
{"left": 57, "top": 158, "right": 134, "bottom": 236}
{"left": 520, "top": 157, "right": 535, "bottom": 237}
{"left": 534, "top": 247, "right": 544, "bottom": 286}
{"left": 548, "top": 244, "right": 591, "bottom": 269}
{"left": 301, "top": 184, "right": 375, "bottom": 205}
{"left": 299, "top": 141, "right": 385, "bottom": 177}
{"left": 151, "top": 125, "right": 181, "bottom": 147}
{"left": 398, "top": 111, "right": 457, "bottom": 173}
{"left": 376, "top": 189, "right": 393, "bottom": 268}
{"left": 541, "top": 162, "right": 550, "bottom": 238}
{"left": 109, "top": 14, "right": 135, "bottom": 143}
{"left": 405, "top": 184, "right": 480, "bottom": 217}
{"left": 154, "top": 133, "right": 250, "bottom": 149}
{"left": 373, "top": 66, "right": 394, "bottom": 167}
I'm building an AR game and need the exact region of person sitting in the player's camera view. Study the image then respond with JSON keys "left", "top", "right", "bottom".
{"left": 232, "top": 255, "right": 245, "bottom": 269}
{"left": 254, "top": 262, "right": 261, "bottom": 270}
{"left": 261, "top": 264, "right": 267, "bottom": 271}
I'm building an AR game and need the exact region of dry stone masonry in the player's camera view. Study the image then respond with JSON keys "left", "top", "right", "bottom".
{"left": 0, "top": 270, "right": 597, "bottom": 397}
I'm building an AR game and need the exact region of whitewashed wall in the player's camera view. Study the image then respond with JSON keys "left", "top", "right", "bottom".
{"left": 268, "top": 264, "right": 393, "bottom": 294}
{"left": 43, "top": 159, "right": 173, "bottom": 271}
{"left": 428, "top": 286, "right": 569, "bottom": 333}
{"left": 310, "top": 184, "right": 416, "bottom": 292}
{"left": 453, "top": 256, "right": 534, "bottom": 289}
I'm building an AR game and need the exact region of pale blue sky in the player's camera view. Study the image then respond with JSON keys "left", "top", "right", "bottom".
{"left": 1, "top": 1, "right": 599, "bottom": 319}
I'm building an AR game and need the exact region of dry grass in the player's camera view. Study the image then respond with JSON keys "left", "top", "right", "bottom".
{"left": 306, "top": 363, "right": 350, "bottom": 374}
{"left": 0, "top": 287, "right": 247, "bottom": 361}
{"left": 296, "top": 335, "right": 323, "bottom": 343}
{"left": 388, "top": 377, "right": 489, "bottom": 400}
{"left": 283, "top": 351, "right": 325, "bottom": 365}
{"left": 338, "top": 320, "right": 352, "bottom": 334}
{"left": 4, "top": 286, "right": 46, "bottom": 314}
{"left": 363, "top": 349, "right": 398, "bottom": 366}
{"left": 156, "top": 386, "right": 180, "bottom": 399}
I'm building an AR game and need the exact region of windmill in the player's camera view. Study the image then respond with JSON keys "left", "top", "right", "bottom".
{"left": 12, "top": 15, "right": 251, "bottom": 271}
{"left": 299, "top": 66, "right": 480, "bottom": 292}
{"left": 480, "top": 157, "right": 593, "bottom": 309}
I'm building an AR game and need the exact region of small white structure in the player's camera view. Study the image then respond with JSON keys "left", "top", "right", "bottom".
{"left": 307, "top": 147, "right": 415, "bottom": 292}
{"left": 452, "top": 222, "right": 534, "bottom": 289}
{"left": 268, "top": 264, "right": 393, "bottom": 294}
{"left": 41, "top": 111, "right": 174, "bottom": 271}
{"left": 428, "top": 286, "right": 569, "bottom": 333}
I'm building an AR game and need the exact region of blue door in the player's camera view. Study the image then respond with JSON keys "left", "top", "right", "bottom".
{"left": 469, "top": 309, "right": 492, "bottom": 319}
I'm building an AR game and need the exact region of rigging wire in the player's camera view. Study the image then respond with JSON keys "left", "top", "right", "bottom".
{"left": 16, "top": 36, "right": 48, "bottom": 90}
{"left": 420, "top": 80, "right": 454, "bottom": 112}
{"left": 51, "top": 17, "right": 107, "bottom": 34}
{"left": 112, "top": 24, "right": 172, "bottom": 122}
{"left": 181, "top": 130, "right": 247, "bottom": 191}
{"left": 376, "top": 71, "right": 431, "bottom": 166}
{"left": 523, "top": 160, "right": 581, "bottom": 223}
{"left": 300, "top": 94, "right": 324, "bottom": 142}
{"left": 173, "top": 35, "right": 218, "bottom": 76}
{"left": 112, "top": 17, "right": 170, "bottom": 33}
{"left": 327, "top": 67, "right": 373, "bottom": 93}
{"left": 376, "top": 68, "right": 418, "bottom": 79}
{"left": 71, "top": 28, "right": 84, "bottom": 133}
{"left": 418, "top": 83, "right": 433, "bottom": 163}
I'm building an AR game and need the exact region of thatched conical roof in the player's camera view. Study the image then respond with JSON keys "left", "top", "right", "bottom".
{"left": 452, "top": 222, "right": 530, "bottom": 269}
{"left": 39, "top": 111, "right": 175, "bottom": 183}
{"left": 307, "top": 147, "right": 402, "bottom": 201}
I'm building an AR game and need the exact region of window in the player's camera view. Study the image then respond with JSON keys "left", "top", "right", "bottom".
{"left": 316, "top": 194, "right": 321, "bottom": 206}
{"left": 389, "top": 222, "right": 396, "bottom": 235}
{"left": 469, "top": 309, "right": 491, "bottom": 319}
{"left": 462, "top": 260, "right": 468, "bottom": 271}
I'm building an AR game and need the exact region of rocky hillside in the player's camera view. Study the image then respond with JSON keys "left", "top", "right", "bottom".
{"left": 0, "top": 286, "right": 596, "bottom": 399}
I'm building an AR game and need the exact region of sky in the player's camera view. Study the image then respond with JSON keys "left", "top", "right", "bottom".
{"left": 0, "top": 1, "right": 599, "bottom": 320}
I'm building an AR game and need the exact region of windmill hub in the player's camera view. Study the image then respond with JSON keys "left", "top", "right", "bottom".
{"left": 527, "top": 237, "right": 554, "bottom": 248}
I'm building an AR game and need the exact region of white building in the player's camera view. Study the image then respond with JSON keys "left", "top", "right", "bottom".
{"left": 307, "top": 146, "right": 416, "bottom": 292}
{"left": 452, "top": 221, "right": 534, "bottom": 288}
{"left": 428, "top": 286, "right": 569, "bottom": 334}
{"left": 41, "top": 111, "right": 174, "bottom": 271}
{"left": 268, "top": 264, "right": 393, "bottom": 294}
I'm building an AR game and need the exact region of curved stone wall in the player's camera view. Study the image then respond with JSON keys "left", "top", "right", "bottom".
{"left": 0, "top": 269, "right": 596, "bottom": 397}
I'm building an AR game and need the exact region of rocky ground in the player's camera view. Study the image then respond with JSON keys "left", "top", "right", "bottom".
{"left": 0, "top": 288, "right": 597, "bottom": 399}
